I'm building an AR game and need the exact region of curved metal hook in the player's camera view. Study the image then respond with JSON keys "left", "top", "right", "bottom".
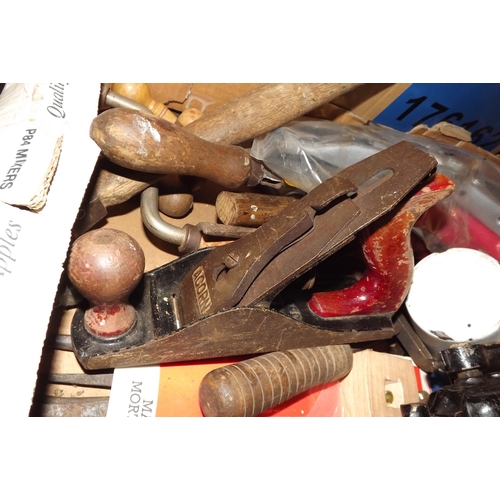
{"left": 141, "top": 187, "right": 255, "bottom": 254}
{"left": 141, "top": 186, "right": 202, "bottom": 253}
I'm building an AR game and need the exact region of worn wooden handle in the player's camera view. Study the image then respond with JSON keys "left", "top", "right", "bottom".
{"left": 90, "top": 108, "right": 255, "bottom": 190}
{"left": 186, "top": 83, "right": 362, "bottom": 145}
{"left": 199, "top": 344, "right": 353, "bottom": 417}
{"left": 216, "top": 191, "right": 297, "bottom": 226}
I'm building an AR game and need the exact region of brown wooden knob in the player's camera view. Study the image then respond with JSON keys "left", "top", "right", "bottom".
{"left": 154, "top": 174, "right": 195, "bottom": 218}
{"left": 111, "top": 83, "right": 178, "bottom": 123}
{"left": 67, "top": 228, "right": 145, "bottom": 338}
{"left": 158, "top": 193, "right": 194, "bottom": 218}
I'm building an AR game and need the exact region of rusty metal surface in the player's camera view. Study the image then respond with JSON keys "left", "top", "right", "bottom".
{"left": 47, "top": 373, "right": 113, "bottom": 388}
{"left": 37, "top": 397, "right": 109, "bottom": 417}
{"left": 394, "top": 310, "right": 443, "bottom": 373}
{"left": 78, "top": 306, "right": 395, "bottom": 371}
{"left": 178, "top": 141, "right": 437, "bottom": 323}
{"left": 71, "top": 142, "right": 437, "bottom": 371}
{"left": 178, "top": 176, "right": 359, "bottom": 324}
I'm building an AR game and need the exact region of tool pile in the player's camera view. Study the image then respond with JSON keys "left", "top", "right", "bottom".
{"left": 35, "top": 83, "right": 500, "bottom": 417}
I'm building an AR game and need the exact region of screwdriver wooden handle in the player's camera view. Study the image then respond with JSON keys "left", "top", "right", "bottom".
{"left": 90, "top": 108, "right": 257, "bottom": 190}
{"left": 199, "top": 344, "right": 353, "bottom": 417}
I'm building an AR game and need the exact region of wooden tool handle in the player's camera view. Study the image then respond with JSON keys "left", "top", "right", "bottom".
{"left": 90, "top": 108, "right": 255, "bottom": 190}
{"left": 91, "top": 167, "right": 160, "bottom": 208}
{"left": 216, "top": 191, "right": 297, "bottom": 226}
{"left": 186, "top": 83, "right": 362, "bottom": 145}
{"left": 84, "top": 83, "right": 362, "bottom": 230}
{"left": 199, "top": 344, "right": 353, "bottom": 417}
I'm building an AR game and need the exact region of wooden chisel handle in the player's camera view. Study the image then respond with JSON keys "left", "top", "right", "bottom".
{"left": 199, "top": 344, "right": 353, "bottom": 417}
{"left": 90, "top": 108, "right": 260, "bottom": 190}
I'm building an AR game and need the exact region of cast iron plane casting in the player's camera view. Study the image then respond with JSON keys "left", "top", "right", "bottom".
{"left": 70, "top": 142, "right": 438, "bottom": 370}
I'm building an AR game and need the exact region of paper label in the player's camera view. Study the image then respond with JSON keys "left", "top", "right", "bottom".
{"left": 0, "top": 83, "right": 74, "bottom": 210}
{"left": 0, "top": 82, "right": 101, "bottom": 417}
{"left": 107, "top": 366, "right": 160, "bottom": 417}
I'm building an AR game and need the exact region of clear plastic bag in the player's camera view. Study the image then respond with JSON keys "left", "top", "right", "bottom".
{"left": 251, "top": 120, "right": 500, "bottom": 260}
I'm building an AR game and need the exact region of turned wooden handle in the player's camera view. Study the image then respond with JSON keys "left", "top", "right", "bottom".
{"left": 216, "top": 191, "right": 297, "bottom": 226}
{"left": 90, "top": 108, "right": 255, "bottom": 190}
{"left": 199, "top": 344, "right": 353, "bottom": 417}
{"left": 186, "top": 83, "right": 362, "bottom": 145}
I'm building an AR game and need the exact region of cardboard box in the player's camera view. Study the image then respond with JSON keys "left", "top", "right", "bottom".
{"left": 372, "top": 83, "right": 500, "bottom": 153}
{"left": 20, "top": 83, "right": 497, "bottom": 416}
{"left": 0, "top": 83, "right": 101, "bottom": 418}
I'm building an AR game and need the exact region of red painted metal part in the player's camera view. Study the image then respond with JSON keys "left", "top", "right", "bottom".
{"left": 308, "top": 174, "right": 455, "bottom": 317}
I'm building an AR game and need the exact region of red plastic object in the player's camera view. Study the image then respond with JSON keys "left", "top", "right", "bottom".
{"left": 416, "top": 203, "right": 500, "bottom": 262}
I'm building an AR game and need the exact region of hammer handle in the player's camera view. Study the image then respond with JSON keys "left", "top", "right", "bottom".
{"left": 199, "top": 344, "right": 353, "bottom": 417}
{"left": 185, "top": 83, "right": 362, "bottom": 145}
{"left": 90, "top": 108, "right": 255, "bottom": 190}
{"left": 92, "top": 84, "right": 362, "bottom": 209}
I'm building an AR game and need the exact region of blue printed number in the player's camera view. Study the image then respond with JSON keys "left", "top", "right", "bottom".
{"left": 395, "top": 96, "right": 500, "bottom": 150}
